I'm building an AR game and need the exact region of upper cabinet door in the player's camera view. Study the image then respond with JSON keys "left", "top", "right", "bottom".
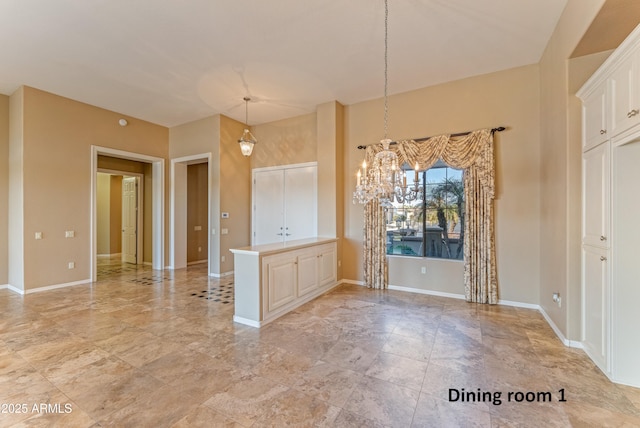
{"left": 253, "top": 169, "right": 285, "bottom": 245}
{"left": 610, "top": 53, "right": 640, "bottom": 137}
{"left": 583, "top": 84, "right": 608, "bottom": 151}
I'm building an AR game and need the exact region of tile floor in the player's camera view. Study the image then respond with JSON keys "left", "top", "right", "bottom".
{"left": 1, "top": 260, "right": 639, "bottom": 427}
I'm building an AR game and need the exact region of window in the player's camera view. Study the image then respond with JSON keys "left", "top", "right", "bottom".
{"left": 386, "top": 160, "right": 464, "bottom": 259}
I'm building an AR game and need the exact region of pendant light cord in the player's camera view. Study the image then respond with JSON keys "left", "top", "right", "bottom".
{"left": 243, "top": 96, "right": 250, "bottom": 125}
{"left": 383, "top": 0, "right": 389, "bottom": 141}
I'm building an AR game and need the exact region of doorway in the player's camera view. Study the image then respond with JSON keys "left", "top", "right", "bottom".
{"left": 170, "top": 153, "right": 211, "bottom": 275}
{"left": 91, "top": 146, "right": 164, "bottom": 282}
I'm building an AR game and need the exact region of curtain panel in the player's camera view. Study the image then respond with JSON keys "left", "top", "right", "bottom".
{"left": 362, "top": 128, "right": 498, "bottom": 303}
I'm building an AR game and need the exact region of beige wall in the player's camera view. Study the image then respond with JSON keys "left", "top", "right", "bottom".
{"left": 219, "top": 115, "right": 251, "bottom": 273}
{"left": 344, "top": 65, "right": 542, "bottom": 303}
{"left": 251, "top": 113, "right": 317, "bottom": 169}
{"left": 539, "top": 0, "right": 606, "bottom": 339}
{"left": 0, "top": 95, "right": 8, "bottom": 285}
{"left": 187, "top": 163, "right": 208, "bottom": 263}
{"left": 13, "top": 86, "right": 168, "bottom": 290}
{"left": 168, "top": 114, "right": 251, "bottom": 274}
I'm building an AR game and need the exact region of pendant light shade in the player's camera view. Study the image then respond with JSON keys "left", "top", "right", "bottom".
{"left": 238, "top": 97, "right": 257, "bottom": 157}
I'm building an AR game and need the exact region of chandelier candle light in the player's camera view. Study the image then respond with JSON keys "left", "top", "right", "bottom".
{"left": 353, "top": 0, "right": 420, "bottom": 206}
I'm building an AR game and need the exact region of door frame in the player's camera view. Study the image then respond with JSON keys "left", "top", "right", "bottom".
{"left": 91, "top": 146, "right": 164, "bottom": 281}
{"left": 97, "top": 170, "right": 144, "bottom": 264}
{"left": 169, "top": 153, "right": 212, "bottom": 275}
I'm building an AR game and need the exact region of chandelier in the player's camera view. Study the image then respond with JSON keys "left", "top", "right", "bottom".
{"left": 353, "top": 0, "right": 421, "bottom": 206}
{"left": 238, "top": 97, "right": 257, "bottom": 157}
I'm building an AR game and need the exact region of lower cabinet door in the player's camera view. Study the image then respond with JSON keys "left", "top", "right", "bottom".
{"left": 582, "top": 245, "right": 610, "bottom": 373}
{"left": 266, "top": 256, "right": 297, "bottom": 312}
{"left": 297, "top": 251, "right": 318, "bottom": 297}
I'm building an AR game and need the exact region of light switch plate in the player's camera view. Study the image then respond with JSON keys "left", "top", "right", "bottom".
{"left": 65, "top": 230, "right": 75, "bottom": 238}
{"left": 221, "top": 212, "right": 229, "bottom": 218}
{"left": 221, "top": 228, "right": 228, "bottom": 235}
{"left": 35, "top": 232, "right": 43, "bottom": 240}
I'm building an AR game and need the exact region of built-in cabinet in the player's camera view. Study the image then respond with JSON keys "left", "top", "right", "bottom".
{"left": 230, "top": 238, "right": 337, "bottom": 327}
{"left": 578, "top": 23, "right": 640, "bottom": 388}
{"left": 252, "top": 163, "right": 317, "bottom": 245}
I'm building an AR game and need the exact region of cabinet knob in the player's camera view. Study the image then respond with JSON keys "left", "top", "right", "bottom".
{"left": 600, "top": 129, "right": 606, "bottom": 135}
{"left": 627, "top": 109, "right": 639, "bottom": 118}
{"left": 600, "top": 235, "right": 607, "bottom": 241}
{"left": 600, "top": 256, "right": 607, "bottom": 261}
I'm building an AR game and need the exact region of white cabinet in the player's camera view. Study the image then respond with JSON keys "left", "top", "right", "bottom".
{"left": 265, "top": 252, "right": 297, "bottom": 312}
{"left": 582, "top": 245, "right": 610, "bottom": 374}
{"left": 577, "top": 22, "right": 640, "bottom": 388}
{"left": 231, "top": 238, "right": 338, "bottom": 327}
{"left": 582, "top": 85, "right": 608, "bottom": 150}
{"left": 253, "top": 163, "right": 317, "bottom": 245}
{"left": 263, "top": 242, "right": 337, "bottom": 317}
{"left": 582, "top": 142, "right": 610, "bottom": 248}
{"left": 610, "top": 54, "right": 640, "bottom": 137}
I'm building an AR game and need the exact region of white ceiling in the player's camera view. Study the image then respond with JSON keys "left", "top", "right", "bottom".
{"left": 0, "top": 0, "right": 568, "bottom": 127}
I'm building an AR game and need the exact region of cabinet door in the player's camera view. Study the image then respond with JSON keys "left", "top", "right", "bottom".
{"left": 610, "top": 55, "right": 640, "bottom": 137}
{"left": 582, "top": 245, "right": 610, "bottom": 374}
{"left": 265, "top": 255, "right": 297, "bottom": 312}
{"left": 318, "top": 244, "right": 337, "bottom": 287}
{"left": 297, "top": 250, "right": 318, "bottom": 297}
{"left": 284, "top": 166, "right": 317, "bottom": 241}
{"left": 254, "top": 170, "right": 285, "bottom": 245}
{"left": 583, "top": 142, "right": 610, "bottom": 248}
{"left": 583, "top": 85, "right": 608, "bottom": 151}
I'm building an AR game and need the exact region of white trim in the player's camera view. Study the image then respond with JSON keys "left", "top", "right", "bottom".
{"left": 497, "top": 299, "right": 540, "bottom": 310}
{"left": 233, "top": 315, "right": 263, "bottom": 328}
{"left": 210, "top": 271, "right": 234, "bottom": 278}
{"left": 143, "top": 261, "right": 153, "bottom": 266}
{"left": 252, "top": 161, "right": 318, "bottom": 174}
{"left": 539, "top": 306, "right": 584, "bottom": 348}
{"left": 0, "top": 284, "right": 7, "bottom": 290}
{"left": 338, "top": 279, "right": 364, "bottom": 286}
{"left": 97, "top": 253, "right": 122, "bottom": 258}
{"left": 388, "top": 284, "right": 465, "bottom": 300}
{"left": 187, "top": 260, "right": 207, "bottom": 266}
{"left": 8, "top": 279, "right": 91, "bottom": 295}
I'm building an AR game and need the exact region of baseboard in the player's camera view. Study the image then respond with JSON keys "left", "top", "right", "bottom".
{"left": 7, "top": 279, "right": 91, "bottom": 295}
{"left": 143, "top": 261, "right": 152, "bottom": 266}
{"left": 389, "top": 284, "right": 466, "bottom": 300}
{"left": 97, "top": 253, "right": 122, "bottom": 258}
{"left": 187, "top": 260, "right": 207, "bottom": 266}
{"left": 538, "top": 306, "right": 583, "bottom": 349}
{"left": 210, "top": 271, "right": 234, "bottom": 278}
{"left": 340, "top": 279, "right": 365, "bottom": 286}
{"left": 497, "top": 299, "right": 539, "bottom": 310}
{"left": 233, "top": 315, "right": 262, "bottom": 328}
{"left": 0, "top": 284, "right": 8, "bottom": 290}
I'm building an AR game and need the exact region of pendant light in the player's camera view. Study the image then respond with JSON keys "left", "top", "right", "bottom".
{"left": 238, "top": 97, "right": 257, "bottom": 157}
{"left": 353, "top": 0, "right": 400, "bottom": 206}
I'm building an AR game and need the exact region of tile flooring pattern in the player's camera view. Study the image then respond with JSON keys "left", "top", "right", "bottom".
{"left": 1, "top": 262, "right": 640, "bottom": 427}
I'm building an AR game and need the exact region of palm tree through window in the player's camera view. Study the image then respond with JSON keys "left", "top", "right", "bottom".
{"left": 386, "top": 160, "right": 464, "bottom": 259}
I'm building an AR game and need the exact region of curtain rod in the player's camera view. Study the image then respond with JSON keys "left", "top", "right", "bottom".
{"left": 356, "top": 126, "right": 506, "bottom": 150}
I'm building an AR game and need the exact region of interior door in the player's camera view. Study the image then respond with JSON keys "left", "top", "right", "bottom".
{"left": 254, "top": 169, "right": 285, "bottom": 245}
{"left": 122, "top": 177, "right": 138, "bottom": 264}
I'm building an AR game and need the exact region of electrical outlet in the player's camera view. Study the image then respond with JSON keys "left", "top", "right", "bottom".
{"left": 338, "top": 260, "right": 341, "bottom": 267}
{"left": 552, "top": 292, "right": 562, "bottom": 307}
{"left": 421, "top": 267, "right": 426, "bottom": 274}
{"left": 221, "top": 228, "right": 228, "bottom": 235}
{"left": 65, "top": 230, "right": 75, "bottom": 238}
{"left": 221, "top": 255, "right": 226, "bottom": 263}
{"left": 35, "top": 232, "right": 43, "bottom": 240}
{"left": 194, "top": 225, "right": 202, "bottom": 231}
{"left": 68, "top": 262, "right": 75, "bottom": 269}
{"left": 198, "top": 246, "right": 202, "bottom": 252}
